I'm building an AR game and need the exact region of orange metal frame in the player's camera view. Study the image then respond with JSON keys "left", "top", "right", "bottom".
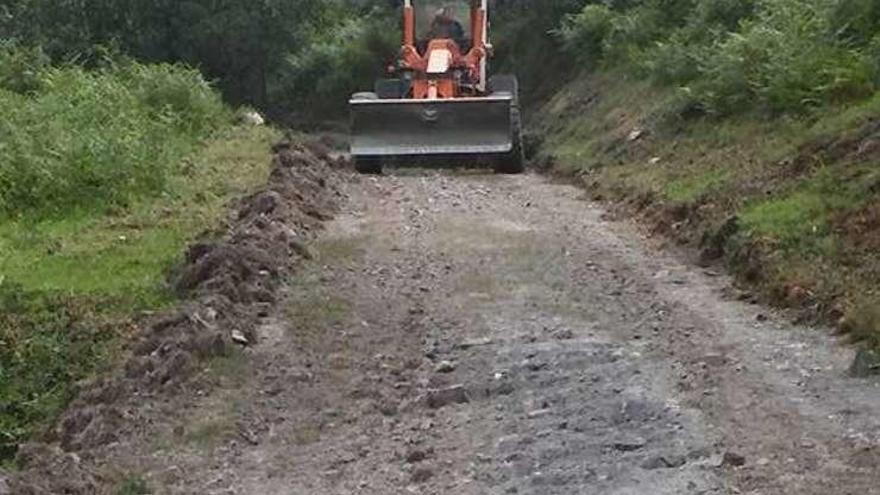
{"left": 400, "top": 1, "right": 487, "bottom": 100}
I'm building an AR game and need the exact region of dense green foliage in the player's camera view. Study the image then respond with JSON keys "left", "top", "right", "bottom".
{"left": 555, "top": 0, "right": 880, "bottom": 115}
{"left": 0, "top": 47, "right": 228, "bottom": 217}
{"left": 271, "top": 13, "right": 398, "bottom": 118}
{"left": 7, "top": 0, "right": 877, "bottom": 118}
{"left": 0, "top": 0, "right": 397, "bottom": 118}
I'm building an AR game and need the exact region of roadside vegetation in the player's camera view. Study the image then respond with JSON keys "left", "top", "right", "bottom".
{"left": 0, "top": 0, "right": 397, "bottom": 120}
{"left": 0, "top": 42, "right": 280, "bottom": 460}
{"left": 507, "top": 0, "right": 880, "bottom": 352}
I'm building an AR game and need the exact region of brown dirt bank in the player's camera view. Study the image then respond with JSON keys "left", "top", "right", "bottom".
{"left": 2, "top": 141, "right": 347, "bottom": 494}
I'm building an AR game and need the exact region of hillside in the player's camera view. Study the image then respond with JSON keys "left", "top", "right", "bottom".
{"left": 522, "top": 0, "right": 880, "bottom": 360}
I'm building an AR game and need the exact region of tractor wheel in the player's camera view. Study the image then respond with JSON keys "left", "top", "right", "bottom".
{"left": 354, "top": 156, "right": 383, "bottom": 175}
{"left": 494, "top": 107, "right": 525, "bottom": 175}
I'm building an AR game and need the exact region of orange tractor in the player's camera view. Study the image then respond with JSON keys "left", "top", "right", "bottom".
{"left": 349, "top": 0, "right": 524, "bottom": 174}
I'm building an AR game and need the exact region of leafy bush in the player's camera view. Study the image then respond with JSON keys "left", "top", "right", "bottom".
{"left": 0, "top": 42, "right": 49, "bottom": 93}
{"left": 690, "top": 0, "right": 874, "bottom": 115}
{"left": 634, "top": 0, "right": 754, "bottom": 85}
{"left": 831, "top": 0, "right": 880, "bottom": 46}
{"left": 556, "top": 4, "right": 615, "bottom": 67}
{"left": 270, "top": 13, "right": 398, "bottom": 119}
{"left": 557, "top": 0, "right": 877, "bottom": 116}
{"left": 688, "top": 0, "right": 756, "bottom": 31}
{"left": 603, "top": 0, "right": 696, "bottom": 62}
{"left": 0, "top": 57, "right": 229, "bottom": 217}
{"left": 637, "top": 30, "right": 707, "bottom": 84}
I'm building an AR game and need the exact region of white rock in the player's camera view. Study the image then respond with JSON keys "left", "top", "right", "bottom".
{"left": 231, "top": 330, "right": 249, "bottom": 346}
{"left": 241, "top": 110, "right": 265, "bottom": 126}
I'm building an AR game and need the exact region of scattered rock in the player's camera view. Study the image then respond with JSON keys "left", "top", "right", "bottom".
{"left": 553, "top": 328, "right": 575, "bottom": 340}
{"left": 522, "top": 359, "right": 548, "bottom": 372}
{"left": 736, "top": 290, "right": 755, "bottom": 302}
{"left": 641, "top": 454, "right": 687, "bottom": 470}
{"left": 376, "top": 399, "right": 399, "bottom": 417}
{"left": 612, "top": 436, "right": 647, "bottom": 452}
{"left": 238, "top": 427, "right": 260, "bottom": 446}
{"left": 457, "top": 337, "right": 493, "bottom": 350}
{"left": 700, "top": 353, "right": 727, "bottom": 367}
{"left": 722, "top": 451, "right": 746, "bottom": 467}
{"left": 231, "top": 330, "right": 250, "bottom": 346}
{"left": 425, "top": 385, "right": 469, "bottom": 409}
{"left": 406, "top": 450, "right": 429, "bottom": 464}
{"left": 527, "top": 409, "right": 552, "bottom": 419}
{"left": 435, "top": 360, "right": 456, "bottom": 373}
{"left": 411, "top": 467, "right": 434, "bottom": 483}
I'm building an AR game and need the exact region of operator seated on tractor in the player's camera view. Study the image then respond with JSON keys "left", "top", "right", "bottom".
{"left": 427, "top": 7, "right": 468, "bottom": 52}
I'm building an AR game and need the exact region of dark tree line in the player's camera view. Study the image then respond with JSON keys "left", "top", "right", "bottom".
{"left": 0, "top": 0, "right": 584, "bottom": 115}
{"left": 0, "top": 0, "right": 396, "bottom": 115}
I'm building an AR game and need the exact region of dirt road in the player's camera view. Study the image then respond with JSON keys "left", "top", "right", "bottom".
{"left": 70, "top": 170, "right": 880, "bottom": 494}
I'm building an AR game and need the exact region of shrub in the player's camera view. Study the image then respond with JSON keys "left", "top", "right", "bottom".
{"left": 0, "top": 41, "right": 49, "bottom": 93}
{"left": 831, "top": 0, "right": 880, "bottom": 46}
{"left": 557, "top": 0, "right": 877, "bottom": 117}
{"left": 635, "top": 0, "right": 753, "bottom": 85}
{"left": 122, "top": 62, "right": 228, "bottom": 136}
{"left": 690, "top": 0, "right": 874, "bottom": 115}
{"left": 603, "top": 0, "right": 696, "bottom": 62}
{"left": 556, "top": 4, "right": 616, "bottom": 68}
{"left": 637, "top": 30, "right": 706, "bottom": 84}
{"left": 0, "top": 57, "right": 229, "bottom": 217}
{"left": 688, "top": 0, "right": 756, "bottom": 31}
{"left": 270, "top": 13, "right": 398, "bottom": 119}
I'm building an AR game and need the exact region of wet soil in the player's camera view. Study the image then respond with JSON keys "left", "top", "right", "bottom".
{"left": 7, "top": 168, "right": 880, "bottom": 494}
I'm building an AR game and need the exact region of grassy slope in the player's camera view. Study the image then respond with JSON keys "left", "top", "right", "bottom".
{"left": 536, "top": 71, "right": 880, "bottom": 346}
{"left": 0, "top": 125, "right": 280, "bottom": 461}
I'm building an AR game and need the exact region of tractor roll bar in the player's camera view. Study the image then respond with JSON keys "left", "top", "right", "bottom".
{"left": 402, "top": 0, "right": 489, "bottom": 46}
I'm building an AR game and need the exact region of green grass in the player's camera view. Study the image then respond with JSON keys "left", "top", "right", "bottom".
{"left": 741, "top": 166, "right": 876, "bottom": 252}
{"left": 0, "top": 125, "right": 279, "bottom": 462}
{"left": 742, "top": 190, "right": 833, "bottom": 245}
{"left": 537, "top": 67, "right": 880, "bottom": 347}
{"left": 0, "top": 126, "right": 277, "bottom": 300}
{"left": 664, "top": 170, "right": 731, "bottom": 203}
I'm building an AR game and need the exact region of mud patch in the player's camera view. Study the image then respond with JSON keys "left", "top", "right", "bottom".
{"left": 4, "top": 141, "right": 347, "bottom": 494}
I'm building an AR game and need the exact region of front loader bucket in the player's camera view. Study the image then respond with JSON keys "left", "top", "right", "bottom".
{"left": 349, "top": 96, "right": 514, "bottom": 160}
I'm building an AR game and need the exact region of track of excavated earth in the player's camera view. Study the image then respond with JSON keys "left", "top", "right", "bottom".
{"left": 20, "top": 169, "right": 880, "bottom": 494}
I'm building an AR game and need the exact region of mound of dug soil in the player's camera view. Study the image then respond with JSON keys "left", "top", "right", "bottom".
{"left": 2, "top": 142, "right": 347, "bottom": 494}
